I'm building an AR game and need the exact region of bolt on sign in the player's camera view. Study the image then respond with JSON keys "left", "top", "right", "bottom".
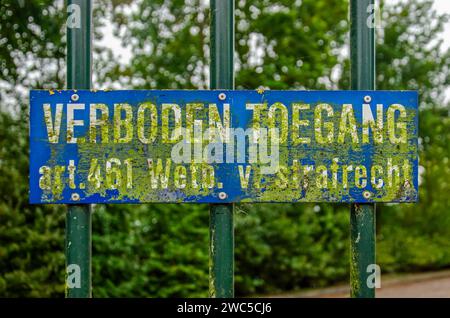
{"left": 29, "top": 90, "right": 418, "bottom": 204}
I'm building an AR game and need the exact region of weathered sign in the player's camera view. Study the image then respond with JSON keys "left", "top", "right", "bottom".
{"left": 29, "top": 90, "right": 418, "bottom": 204}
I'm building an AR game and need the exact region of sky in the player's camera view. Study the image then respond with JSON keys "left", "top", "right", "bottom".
{"left": 425, "top": 0, "right": 450, "bottom": 40}
{"left": 400, "top": 0, "right": 450, "bottom": 50}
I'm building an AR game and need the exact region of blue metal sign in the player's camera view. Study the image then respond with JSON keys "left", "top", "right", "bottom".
{"left": 29, "top": 90, "right": 418, "bottom": 204}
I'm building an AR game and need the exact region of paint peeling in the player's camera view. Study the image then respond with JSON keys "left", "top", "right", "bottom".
{"left": 29, "top": 89, "right": 419, "bottom": 204}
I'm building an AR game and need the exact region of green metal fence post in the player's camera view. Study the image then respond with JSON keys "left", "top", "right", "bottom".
{"left": 209, "top": 0, "right": 235, "bottom": 298}
{"left": 65, "top": 0, "right": 92, "bottom": 298}
{"left": 350, "top": 0, "right": 376, "bottom": 298}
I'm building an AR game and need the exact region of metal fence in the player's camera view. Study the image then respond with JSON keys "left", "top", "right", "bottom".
{"left": 64, "top": 0, "right": 377, "bottom": 298}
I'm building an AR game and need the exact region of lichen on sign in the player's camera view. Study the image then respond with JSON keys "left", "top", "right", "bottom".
{"left": 29, "top": 89, "right": 418, "bottom": 204}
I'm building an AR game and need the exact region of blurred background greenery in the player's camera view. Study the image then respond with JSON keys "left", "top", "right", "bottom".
{"left": 0, "top": 0, "right": 449, "bottom": 297}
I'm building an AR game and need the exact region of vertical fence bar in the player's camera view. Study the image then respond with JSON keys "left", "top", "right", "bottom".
{"left": 350, "top": 0, "right": 376, "bottom": 298}
{"left": 65, "top": 0, "right": 92, "bottom": 298}
{"left": 209, "top": 0, "right": 234, "bottom": 298}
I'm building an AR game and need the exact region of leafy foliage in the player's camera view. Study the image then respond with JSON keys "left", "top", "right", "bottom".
{"left": 92, "top": 203, "right": 210, "bottom": 297}
{"left": 0, "top": 112, "right": 65, "bottom": 297}
{"left": 0, "top": 0, "right": 449, "bottom": 297}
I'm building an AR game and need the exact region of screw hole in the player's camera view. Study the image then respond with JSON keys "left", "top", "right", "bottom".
{"left": 218, "top": 192, "right": 227, "bottom": 200}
